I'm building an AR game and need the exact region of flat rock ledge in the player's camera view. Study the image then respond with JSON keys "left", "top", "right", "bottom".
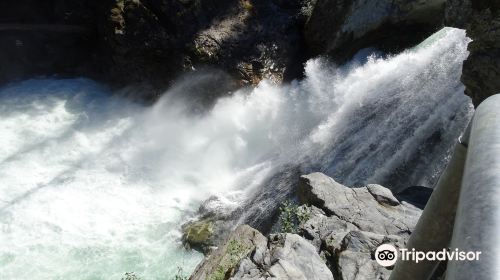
{"left": 189, "top": 172, "right": 423, "bottom": 280}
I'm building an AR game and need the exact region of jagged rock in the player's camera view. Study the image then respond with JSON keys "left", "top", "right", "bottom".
{"left": 298, "top": 173, "right": 421, "bottom": 236}
{"left": 304, "top": 0, "right": 446, "bottom": 60}
{"left": 445, "top": 0, "right": 500, "bottom": 106}
{"left": 233, "top": 233, "right": 335, "bottom": 280}
{"left": 297, "top": 172, "right": 422, "bottom": 280}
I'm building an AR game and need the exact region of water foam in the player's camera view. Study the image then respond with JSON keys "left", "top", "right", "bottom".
{"left": 0, "top": 28, "right": 473, "bottom": 279}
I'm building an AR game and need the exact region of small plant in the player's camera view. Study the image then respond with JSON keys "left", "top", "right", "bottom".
{"left": 325, "top": 236, "right": 336, "bottom": 248}
{"left": 296, "top": 206, "right": 311, "bottom": 225}
{"left": 278, "top": 201, "right": 312, "bottom": 233}
{"left": 173, "top": 266, "right": 189, "bottom": 280}
{"left": 279, "top": 200, "right": 297, "bottom": 233}
{"left": 122, "top": 272, "right": 141, "bottom": 280}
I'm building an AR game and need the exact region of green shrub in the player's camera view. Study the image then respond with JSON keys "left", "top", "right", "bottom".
{"left": 279, "top": 200, "right": 297, "bottom": 233}
{"left": 296, "top": 205, "right": 311, "bottom": 225}
{"left": 278, "top": 201, "right": 311, "bottom": 233}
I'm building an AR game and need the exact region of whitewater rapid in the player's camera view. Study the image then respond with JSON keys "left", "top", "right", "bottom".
{"left": 0, "top": 28, "right": 473, "bottom": 279}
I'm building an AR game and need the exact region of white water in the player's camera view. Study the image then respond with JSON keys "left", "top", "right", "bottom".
{"left": 0, "top": 28, "right": 473, "bottom": 279}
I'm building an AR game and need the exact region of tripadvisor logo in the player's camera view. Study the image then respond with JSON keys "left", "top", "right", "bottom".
{"left": 375, "top": 243, "right": 482, "bottom": 267}
{"left": 375, "top": 244, "right": 398, "bottom": 267}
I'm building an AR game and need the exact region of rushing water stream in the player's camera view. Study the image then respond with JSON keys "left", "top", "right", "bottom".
{"left": 0, "top": 28, "right": 473, "bottom": 279}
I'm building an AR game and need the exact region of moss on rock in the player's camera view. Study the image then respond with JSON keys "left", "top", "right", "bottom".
{"left": 182, "top": 219, "right": 215, "bottom": 252}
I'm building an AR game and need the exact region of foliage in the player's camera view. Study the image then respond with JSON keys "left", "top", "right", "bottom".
{"left": 296, "top": 205, "right": 311, "bottom": 225}
{"left": 279, "top": 200, "right": 297, "bottom": 233}
{"left": 279, "top": 201, "right": 311, "bottom": 233}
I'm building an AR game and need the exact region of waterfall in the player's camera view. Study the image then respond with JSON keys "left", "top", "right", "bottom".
{"left": 0, "top": 27, "right": 473, "bottom": 279}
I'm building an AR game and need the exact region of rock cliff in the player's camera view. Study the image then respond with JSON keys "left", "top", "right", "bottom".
{"left": 446, "top": 0, "right": 500, "bottom": 106}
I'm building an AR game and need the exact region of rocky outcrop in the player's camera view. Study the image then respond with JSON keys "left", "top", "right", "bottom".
{"left": 102, "top": 0, "right": 310, "bottom": 92}
{"left": 445, "top": 0, "right": 500, "bottom": 106}
{"left": 190, "top": 173, "right": 422, "bottom": 280}
{"left": 297, "top": 173, "right": 421, "bottom": 280}
{"left": 190, "top": 225, "right": 334, "bottom": 280}
{"left": 304, "top": 0, "right": 446, "bottom": 60}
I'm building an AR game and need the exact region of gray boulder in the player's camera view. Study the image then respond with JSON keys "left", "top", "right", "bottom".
{"left": 298, "top": 173, "right": 420, "bottom": 237}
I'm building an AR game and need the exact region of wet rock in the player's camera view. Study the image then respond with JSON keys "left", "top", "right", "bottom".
{"left": 182, "top": 196, "right": 239, "bottom": 254}
{"left": 182, "top": 219, "right": 215, "bottom": 253}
